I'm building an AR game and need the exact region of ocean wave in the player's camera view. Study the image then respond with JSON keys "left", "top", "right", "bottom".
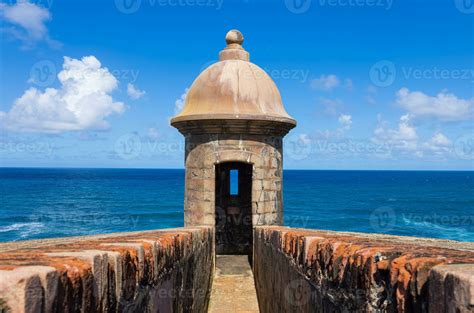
{"left": 402, "top": 217, "right": 472, "bottom": 241}
{"left": 0, "top": 222, "right": 45, "bottom": 239}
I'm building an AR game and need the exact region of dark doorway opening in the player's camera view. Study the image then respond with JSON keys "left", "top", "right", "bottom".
{"left": 215, "top": 162, "right": 253, "bottom": 255}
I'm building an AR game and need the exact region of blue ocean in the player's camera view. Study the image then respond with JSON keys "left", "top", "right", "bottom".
{"left": 0, "top": 168, "right": 472, "bottom": 242}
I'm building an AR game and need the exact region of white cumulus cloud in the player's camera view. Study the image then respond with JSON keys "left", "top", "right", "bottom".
{"left": 127, "top": 83, "right": 145, "bottom": 100}
{"left": 0, "top": 1, "right": 59, "bottom": 48}
{"left": 429, "top": 132, "right": 451, "bottom": 146}
{"left": 365, "top": 85, "right": 378, "bottom": 105}
{"left": 174, "top": 88, "right": 189, "bottom": 115}
{"left": 345, "top": 78, "right": 354, "bottom": 90}
{"left": 373, "top": 114, "right": 418, "bottom": 152}
{"left": 396, "top": 88, "right": 473, "bottom": 121}
{"left": 0, "top": 56, "right": 125, "bottom": 133}
{"left": 372, "top": 115, "right": 454, "bottom": 159}
{"left": 338, "top": 114, "right": 352, "bottom": 132}
{"left": 319, "top": 97, "right": 344, "bottom": 116}
{"left": 423, "top": 132, "right": 452, "bottom": 155}
{"left": 147, "top": 127, "right": 160, "bottom": 140}
{"left": 310, "top": 74, "right": 340, "bottom": 91}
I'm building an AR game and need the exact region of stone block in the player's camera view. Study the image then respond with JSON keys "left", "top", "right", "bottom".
{"left": 0, "top": 266, "right": 57, "bottom": 313}
{"left": 429, "top": 264, "right": 474, "bottom": 313}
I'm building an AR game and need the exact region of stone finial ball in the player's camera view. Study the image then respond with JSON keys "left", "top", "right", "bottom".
{"left": 225, "top": 29, "right": 244, "bottom": 45}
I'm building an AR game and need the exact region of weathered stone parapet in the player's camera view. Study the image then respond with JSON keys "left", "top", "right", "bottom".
{"left": 253, "top": 226, "right": 474, "bottom": 313}
{"left": 0, "top": 227, "right": 214, "bottom": 313}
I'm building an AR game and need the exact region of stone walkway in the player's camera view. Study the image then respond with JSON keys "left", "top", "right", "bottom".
{"left": 208, "top": 255, "right": 260, "bottom": 313}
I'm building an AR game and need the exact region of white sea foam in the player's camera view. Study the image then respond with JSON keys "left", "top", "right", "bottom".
{"left": 0, "top": 222, "right": 45, "bottom": 239}
{"left": 402, "top": 217, "right": 471, "bottom": 241}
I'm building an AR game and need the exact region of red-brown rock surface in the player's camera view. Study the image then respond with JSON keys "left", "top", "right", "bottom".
{"left": 254, "top": 226, "right": 474, "bottom": 313}
{"left": 0, "top": 227, "right": 214, "bottom": 313}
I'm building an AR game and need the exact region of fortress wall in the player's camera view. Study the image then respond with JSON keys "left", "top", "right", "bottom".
{"left": 254, "top": 226, "right": 474, "bottom": 313}
{"left": 0, "top": 227, "right": 214, "bottom": 313}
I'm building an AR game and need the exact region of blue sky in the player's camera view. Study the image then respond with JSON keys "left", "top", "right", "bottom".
{"left": 0, "top": 0, "right": 473, "bottom": 169}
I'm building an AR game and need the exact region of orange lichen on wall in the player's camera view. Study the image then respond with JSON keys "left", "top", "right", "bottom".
{"left": 254, "top": 226, "right": 474, "bottom": 313}
{"left": 0, "top": 227, "right": 214, "bottom": 313}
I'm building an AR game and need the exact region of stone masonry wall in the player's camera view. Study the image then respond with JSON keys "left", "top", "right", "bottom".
{"left": 0, "top": 227, "right": 214, "bottom": 313}
{"left": 254, "top": 226, "right": 474, "bottom": 313}
{"left": 184, "top": 134, "right": 284, "bottom": 228}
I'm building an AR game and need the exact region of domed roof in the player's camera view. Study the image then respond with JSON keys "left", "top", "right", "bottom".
{"left": 170, "top": 30, "right": 296, "bottom": 128}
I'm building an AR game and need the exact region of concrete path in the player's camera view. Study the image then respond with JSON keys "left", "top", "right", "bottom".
{"left": 208, "top": 255, "right": 260, "bottom": 313}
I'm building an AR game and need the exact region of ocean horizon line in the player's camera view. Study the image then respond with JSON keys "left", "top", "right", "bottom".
{"left": 1, "top": 166, "right": 473, "bottom": 172}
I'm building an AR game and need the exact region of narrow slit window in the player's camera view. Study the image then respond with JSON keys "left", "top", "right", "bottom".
{"left": 230, "top": 169, "right": 239, "bottom": 195}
